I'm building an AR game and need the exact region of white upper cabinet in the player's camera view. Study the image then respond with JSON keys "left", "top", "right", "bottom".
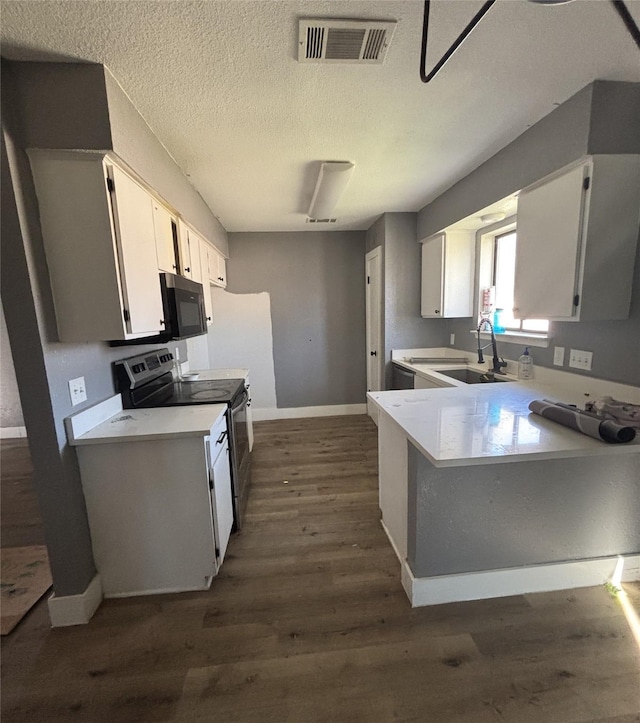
{"left": 178, "top": 221, "right": 198, "bottom": 280}
{"left": 200, "top": 241, "right": 227, "bottom": 288}
{"left": 29, "top": 151, "right": 164, "bottom": 341}
{"left": 514, "top": 155, "right": 640, "bottom": 321}
{"left": 420, "top": 231, "right": 475, "bottom": 318}
{"left": 214, "top": 252, "right": 227, "bottom": 288}
{"left": 152, "top": 201, "right": 179, "bottom": 275}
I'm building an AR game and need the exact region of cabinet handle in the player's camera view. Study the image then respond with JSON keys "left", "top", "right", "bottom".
{"left": 370, "top": 351, "right": 377, "bottom": 356}
{"left": 434, "top": 310, "right": 440, "bottom": 314}
{"left": 216, "top": 431, "right": 227, "bottom": 445}
{"left": 207, "top": 316, "right": 212, "bottom": 321}
{"left": 185, "top": 267, "right": 190, "bottom": 272}
{"left": 160, "top": 319, "right": 166, "bottom": 326}
{"left": 172, "top": 265, "right": 177, "bottom": 270}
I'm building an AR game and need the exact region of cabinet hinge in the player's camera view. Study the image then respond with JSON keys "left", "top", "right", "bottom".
{"left": 209, "top": 478, "right": 213, "bottom": 490}
{"left": 573, "top": 294, "right": 580, "bottom": 307}
{"left": 106, "top": 177, "right": 115, "bottom": 193}
{"left": 122, "top": 308, "right": 130, "bottom": 322}
{"left": 583, "top": 177, "right": 590, "bottom": 191}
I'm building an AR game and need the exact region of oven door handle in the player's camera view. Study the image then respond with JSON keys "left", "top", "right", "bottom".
{"left": 216, "top": 430, "right": 228, "bottom": 445}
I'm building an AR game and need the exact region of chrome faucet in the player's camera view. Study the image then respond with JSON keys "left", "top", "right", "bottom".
{"left": 477, "top": 317, "right": 508, "bottom": 374}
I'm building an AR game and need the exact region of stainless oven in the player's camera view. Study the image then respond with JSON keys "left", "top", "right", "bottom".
{"left": 113, "top": 348, "right": 252, "bottom": 529}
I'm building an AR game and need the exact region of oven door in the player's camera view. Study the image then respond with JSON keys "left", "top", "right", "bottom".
{"left": 228, "top": 388, "right": 251, "bottom": 529}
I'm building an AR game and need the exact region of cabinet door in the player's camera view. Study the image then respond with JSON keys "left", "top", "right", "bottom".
{"left": 152, "top": 202, "right": 178, "bottom": 274}
{"left": 421, "top": 235, "right": 444, "bottom": 317}
{"left": 199, "top": 239, "right": 214, "bottom": 283}
{"left": 183, "top": 227, "right": 202, "bottom": 282}
{"left": 245, "top": 376, "right": 254, "bottom": 452}
{"left": 514, "top": 164, "right": 587, "bottom": 320}
{"left": 210, "top": 438, "right": 234, "bottom": 564}
{"left": 215, "top": 253, "right": 227, "bottom": 288}
{"left": 108, "top": 166, "right": 164, "bottom": 335}
{"left": 442, "top": 231, "right": 474, "bottom": 318}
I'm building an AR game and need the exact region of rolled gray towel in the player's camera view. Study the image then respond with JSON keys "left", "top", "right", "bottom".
{"left": 528, "top": 399, "right": 636, "bottom": 444}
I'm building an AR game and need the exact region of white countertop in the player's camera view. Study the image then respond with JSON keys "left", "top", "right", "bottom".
{"left": 67, "top": 398, "right": 227, "bottom": 446}
{"left": 369, "top": 380, "right": 640, "bottom": 468}
{"left": 187, "top": 367, "right": 249, "bottom": 381}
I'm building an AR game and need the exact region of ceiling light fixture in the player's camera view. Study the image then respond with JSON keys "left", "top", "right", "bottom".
{"left": 308, "top": 161, "right": 355, "bottom": 220}
{"left": 480, "top": 212, "right": 507, "bottom": 224}
{"left": 419, "top": 0, "right": 639, "bottom": 84}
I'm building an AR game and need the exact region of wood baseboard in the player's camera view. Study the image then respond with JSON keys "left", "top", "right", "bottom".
{"left": 402, "top": 554, "right": 640, "bottom": 607}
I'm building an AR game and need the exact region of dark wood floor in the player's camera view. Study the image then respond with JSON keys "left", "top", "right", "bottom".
{"left": 1, "top": 416, "right": 639, "bottom": 722}
{"left": 1, "top": 438, "right": 46, "bottom": 548}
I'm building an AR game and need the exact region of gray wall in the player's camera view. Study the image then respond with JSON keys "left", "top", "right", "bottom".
{"left": 407, "top": 443, "right": 640, "bottom": 578}
{"left": 226, "top": 231, "right": 366, "bottom": 408}
{"left": 1, "top": 61, "right": 223, "bottom": 597}
{"left": 1, "top": 303, "right": 24, "bottom": 429}
{"left": 418, "top": 80, "right": 640, "bottom": 386}
{"left": 366, "top": 213, "right": 447, "bottom": 389}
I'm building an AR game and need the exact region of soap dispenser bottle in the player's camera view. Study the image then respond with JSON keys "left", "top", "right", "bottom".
{"left": 518, "top": 347, "right": 533, "bottom": 380}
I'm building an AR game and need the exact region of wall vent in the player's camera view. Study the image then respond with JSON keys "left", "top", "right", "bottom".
{"left": 298, "top": 19, "right": 396, "bottom": 64}
{"left": 306, "top": 217, "right": 337, "bottom": 224}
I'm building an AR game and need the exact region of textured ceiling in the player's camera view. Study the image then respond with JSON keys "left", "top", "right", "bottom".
{"left": 2, "top": 0, "right": 640, "bottom": 232}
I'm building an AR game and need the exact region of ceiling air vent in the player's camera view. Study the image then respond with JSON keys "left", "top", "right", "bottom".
{"left": 298, "top": 19, "right": 396, "bottom": 64}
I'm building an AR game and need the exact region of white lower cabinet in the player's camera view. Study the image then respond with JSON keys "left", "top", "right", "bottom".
{"left": 245, "top": 375, "right": 254, "bottom": 452}
{"left": 208, "top": 416, "right": 234, "bottom": 564}
{"left": 76, "top": 416, "right": 234, "bottom": 597}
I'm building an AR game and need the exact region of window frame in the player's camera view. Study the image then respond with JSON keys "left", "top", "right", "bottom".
{"left": 474, "top": 217, "right": 550, "bottom": 344}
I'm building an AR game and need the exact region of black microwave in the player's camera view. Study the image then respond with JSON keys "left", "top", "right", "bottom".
{"left": 159, "top": 272, "right": 207, "bottom": 340}
{"left": 110, "top": 272, "right": 207, "bottom": 346}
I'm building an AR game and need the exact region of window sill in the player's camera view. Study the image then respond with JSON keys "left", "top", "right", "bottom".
{"left": 469, "top": 329, "right": 550, "bottom": 348}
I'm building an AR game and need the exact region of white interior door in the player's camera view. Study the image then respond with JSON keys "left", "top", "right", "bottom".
{"left": 365, "top": 248, "right": 383, "bottom": 392}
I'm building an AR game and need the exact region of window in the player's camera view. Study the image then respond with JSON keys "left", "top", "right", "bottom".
{"left": 481, "top": 225, "right": 549, "bottom": 334}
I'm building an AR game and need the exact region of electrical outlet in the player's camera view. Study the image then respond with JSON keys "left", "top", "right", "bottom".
{"left": 449, "top": 333, "right": 455, "bottom": 346}
{"left": 553, "top": 346, "right": 565, "bottom": 366}
{"left": 69, "top": 376, "right": 87, "bottom": 406}
{"left": 568, "top": 349, "right": 593, "bottom": 371}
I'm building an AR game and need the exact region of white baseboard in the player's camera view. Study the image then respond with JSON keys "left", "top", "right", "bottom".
{"left": 251, "top": 403, "right": 367, "bottom": 421}
{"left": 48, "top": 574, "right": 103, "bottom": 627}
{"left": 0, "top": 426, "right": 27, "bottom": 438}
{"left": 381, "top": 520, "right": 404, "bottom": 564}
{"left": 402, "top": 554, "right": 640, "bottom": 607}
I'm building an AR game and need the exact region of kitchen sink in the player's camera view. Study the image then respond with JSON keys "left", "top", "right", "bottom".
{"left": 437, "top": 368, "right": 513, "bottom": 384}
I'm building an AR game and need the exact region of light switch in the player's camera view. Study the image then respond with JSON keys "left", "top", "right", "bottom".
{"left": 568, "top": 349, "right": 593, "bottom": 371}
{"left": 69, "top": 376, "right": 87, "bottom": 406}
{"left": 553, "top": 346, "right": 565, "bottom": 366}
